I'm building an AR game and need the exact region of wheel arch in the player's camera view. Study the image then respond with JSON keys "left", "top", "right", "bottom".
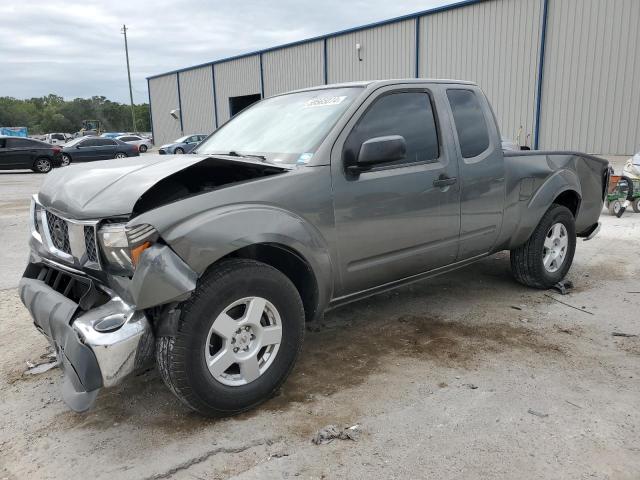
{"left": 219, "top": 242, "right": 321, "bottom": 323}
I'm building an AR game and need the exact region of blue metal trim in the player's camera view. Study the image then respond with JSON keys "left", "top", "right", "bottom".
{"left": 147, "top": 0, "right": 485, "bottom": 80}
{"left": 147, "top": 78, "right": 154, "bottom": 141}
{"left": 415, "top": 17, "right": 420, "bottom": 78}
{"left": 323, "top": 38, "right": 328, "bottom": 84}
{"left": 176, "top": 72, "right": 184, "bottom": 134}
{"left": 211, "top": 64, "right": 218, "bottom": 129}
{"left": 259, "top": 52, "right": 265, "bottom": 98}
{"left": 533, "top": 0, "right": 549, "bottom": 150}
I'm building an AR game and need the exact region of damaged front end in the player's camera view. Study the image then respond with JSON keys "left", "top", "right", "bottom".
{"left": 19, "top": 195, "right": 198, "bottom": 412}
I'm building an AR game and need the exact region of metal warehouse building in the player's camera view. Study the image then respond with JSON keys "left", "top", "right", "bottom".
{"left": 147, "top": 0, "right": 640, "bottom": 155}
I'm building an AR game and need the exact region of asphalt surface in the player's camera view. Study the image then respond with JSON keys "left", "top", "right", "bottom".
{"left": 1, "top": 163, "right": 639, "bottom": 479}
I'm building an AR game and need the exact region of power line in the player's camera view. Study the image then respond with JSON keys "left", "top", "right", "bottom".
{"left": 121, "top": 24, "right": 136, "bottom": 131}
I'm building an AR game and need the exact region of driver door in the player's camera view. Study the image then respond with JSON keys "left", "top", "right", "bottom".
{"left": 331, "top": 85, "right": 461, "bottom": 296}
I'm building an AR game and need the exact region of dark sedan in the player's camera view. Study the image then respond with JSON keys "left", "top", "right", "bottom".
{"left": 0, "top": 136, "right": 63, "bottom": 173}
{"left": 61, "top": 137, "right": 139, "bottom": 165}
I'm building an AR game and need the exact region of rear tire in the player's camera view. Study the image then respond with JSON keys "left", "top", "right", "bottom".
{"left": 32, "top": 157, "right": 52, "bottom": 173}
{"left": 156, "top": 259, "right": 305, "bottom": 417}
{"left": 510, "top": 204, "right": 576, "bottom": 289}
{"left": 115, "top": 152, "right": 127, "bottom": 159}
{"left": 632, "top": 198, "right": 640, "bottom": 213}
{"left": 139, "top": 144, "right": 148, "bottom": 153}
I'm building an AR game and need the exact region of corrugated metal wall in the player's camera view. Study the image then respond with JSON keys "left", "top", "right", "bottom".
{"left": 327, "top": 20, "right": 416, "bottom": 83}
{"left": 421, "top": 0, "right": 543, "bottom": 147}
{"left": 148, "top": 74, "right": 182, "bottom": 146}
{"left": 179, "top": 66, "right": 216, "bottom": 135}
{"left": 263, "top": 41, "right": 324, "bottom": 96}
{"left": 213, "top": 55, "right": 262, "bottom": 125}
{"left": 539, "top": 0, "right": 640, "bottom": 154}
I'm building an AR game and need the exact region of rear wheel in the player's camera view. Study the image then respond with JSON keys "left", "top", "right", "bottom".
{"left": 510, "top": 204, "right": 576, "bottom": 289}
{"left": 174, "top": 147, "right": 184, "bottom": 154}
{"left": 114, "top": 152, "right": 127, "bottom": 159}
{"left": 32, "top": 157, "right": 52, "bottom": 173}
{"left": 632, "top": 198, "right": 640, "bottom": 213}
{"left": 139, "top": 144, "right": 148, "bottom": 153}
{"left": 156, "top": 259, "right": 305, "bottom": 417}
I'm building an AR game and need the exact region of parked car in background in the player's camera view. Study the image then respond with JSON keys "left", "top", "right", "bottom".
{"left": 61, "top": 137, "right": 139, "bottom": 165}
{"left": 116, "top": 134, "right": 153, "bottom": 153}
{"left": 101, "top": 132, "right": 126, "bottom": 139}
{"left": 159, "top": 134, "right": 207, "bottom": 154}
{"left": 0, "top": 136, "right": 62, "bottom": 173}
{"left": 44, "top": 133, "right": 72, "bottom": 145}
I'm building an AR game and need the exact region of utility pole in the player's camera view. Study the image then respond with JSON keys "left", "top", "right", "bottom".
{"left": 121, "top": 24, "right": 136, "bottom": 132}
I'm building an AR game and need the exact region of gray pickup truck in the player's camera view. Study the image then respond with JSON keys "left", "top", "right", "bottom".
{"left": 19, "top": 79, "right": 608, "bottom": 416}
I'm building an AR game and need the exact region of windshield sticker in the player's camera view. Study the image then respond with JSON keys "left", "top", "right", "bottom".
{"left": 303, "top": 96, "right": 347, "bottom": 108}
{"left": 297, "top": 153, "right": 314, "bottom": 165}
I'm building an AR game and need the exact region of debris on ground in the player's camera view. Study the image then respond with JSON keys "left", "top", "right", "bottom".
{"left": 463, "top": 383, "right": 478, "bottom": 389}
{"left": 25, "top": 360, "right": 58, "bottom": 375}
{"left": 527, "top": 408, "right": 549, "bottom": 418}
{"left": 565, "top": 400, "right": 583, "bottom": 409}
{"left": 551, "top": 280, "right": 574, "bottom": 295}
{"left": 555, "top": 325, "right": 574, "bottom": 335}
{"left": 612, "top": 332, "right": 638, "bottom": 338}
{"left": 544, "top": 294, "right": 594, "bottom": 315}
{"left": 510, "top": 305, "right": 522, "bottom": 311}
{"left": 311, "top": 424, "right": 361, "bottom": 445}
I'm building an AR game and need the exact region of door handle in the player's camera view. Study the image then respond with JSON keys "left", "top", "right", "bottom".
{"left": 433, "top": 175, "right": 457, "bottom": 188}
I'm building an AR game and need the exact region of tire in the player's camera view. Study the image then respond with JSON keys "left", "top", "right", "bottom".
{"left": 156, "top": 258, "right": 305, "bottom": 417}
{"left": 608, "top": 199, "right": 622, "bottom": 216}
{"left": 139, "top": 144, "right": 148, "bottom": 153}
{"left": 114, "top": 152, "right": 127, "bottom": 159}
{"left": 632, "top": 198, "right": 640, "bottom": 213}
{"left": 174, "top": 147, "right": 184, "bottom": 154}
{"left": 32, "top": 157, "right": 52, "bottom": 173}
{"left": 61, "top": 154, "right": 72, "bottom": 166}
{"left": 510, "top": 204, "right": 576, "bottom": 289}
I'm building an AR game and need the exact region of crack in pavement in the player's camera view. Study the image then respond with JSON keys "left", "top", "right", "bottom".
{"left": 144, "top": 438, "right": 277, "bottom": 480}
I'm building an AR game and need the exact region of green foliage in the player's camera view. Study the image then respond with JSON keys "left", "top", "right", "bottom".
{"left": 0, "top": 95, "right": 150, "bottom": 134}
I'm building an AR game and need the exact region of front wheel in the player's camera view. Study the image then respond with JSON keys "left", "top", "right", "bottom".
{"left": 61, "top": 154, "right": 71, "bottom": 166}
{"left": 174, "top": 147, "right": 184, "bottom": 154}
{"left": 632, "top": 198, "right": 640, "bottom": 213}
{"left": 156, "top": 259, "right": 305, "bottom": 417}
{"left": 510, "top": 204, "right": 576, "bottom": 289}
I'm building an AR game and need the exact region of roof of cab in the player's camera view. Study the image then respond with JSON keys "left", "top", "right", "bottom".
{"left": 282, "top": 78, "right": 477, "bottom": 95}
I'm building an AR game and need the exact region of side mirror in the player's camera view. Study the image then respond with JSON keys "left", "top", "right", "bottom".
{"left": 355, "top": 135, "right": 406, "bottom": 171}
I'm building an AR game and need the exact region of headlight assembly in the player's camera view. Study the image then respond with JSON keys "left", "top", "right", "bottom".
{"left": 98, "top": 223, "right": 157, "bottom": 275}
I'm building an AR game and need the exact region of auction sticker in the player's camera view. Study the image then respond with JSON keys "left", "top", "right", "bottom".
{"left": 303, "top": 96, "right": 347, "bottom": 108}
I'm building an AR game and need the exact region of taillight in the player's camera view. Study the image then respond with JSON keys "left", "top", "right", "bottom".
{"left": 53, "top": 147, "right": 61, "bottom": 154}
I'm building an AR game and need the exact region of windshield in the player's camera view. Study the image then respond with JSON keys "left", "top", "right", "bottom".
{"left": 173, "top": 135, "right": 191, "bottom": 143}
{"left": 195, "top": 87, "right": 362, "bottom": 164}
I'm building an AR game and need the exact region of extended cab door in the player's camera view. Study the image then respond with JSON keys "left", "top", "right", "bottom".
{"left": 445, "top": 87, "right": 505, "bottom": 260}
{"left": 331, "top": 84, "right": 461, "bottom": 296}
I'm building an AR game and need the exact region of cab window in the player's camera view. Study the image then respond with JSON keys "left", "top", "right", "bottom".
{"left": 446, "top": 89, "right": 490, "bottom": 158}
{"left": 344, "top": 92, "right": 439, "bottom": 168}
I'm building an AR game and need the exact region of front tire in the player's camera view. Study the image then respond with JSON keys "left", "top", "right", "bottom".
{"left": 510, "top": 204, "right": 576, "bottom": 289}
{"left": 174, "top": 147, "right": 184, "bottom": 154}
{"left": 156, "top": 259, "right": 305, "bottom": 417}
{"left": 632, "top": 198, "right": 640, "bottom": 213}
{"left": 61, "top": 154, "right": 72, "bottom": 166}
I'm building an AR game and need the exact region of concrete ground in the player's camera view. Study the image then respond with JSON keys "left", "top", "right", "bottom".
{"left": 1, "top": 166, "right": 639, "bottom": 480}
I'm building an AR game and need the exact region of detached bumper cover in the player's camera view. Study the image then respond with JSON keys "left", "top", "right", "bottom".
{"left": 19, "top": 275, "right": 154, "bottom": 412}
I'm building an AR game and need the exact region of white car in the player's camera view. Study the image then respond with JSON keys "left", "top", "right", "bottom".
{"left": 116, "top": 134, "right": 153, "bottom": 153}
{"left": 44, "top": 133, "right": 72, "bottom": 145}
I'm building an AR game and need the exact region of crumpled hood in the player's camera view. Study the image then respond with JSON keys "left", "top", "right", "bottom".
{"left": 38, "top": 154, "right": 208, "bottom": 219}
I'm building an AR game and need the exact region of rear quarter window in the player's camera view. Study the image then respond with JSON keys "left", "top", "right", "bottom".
{"left": 447, "top": 89, "right": 490, "bottom": 158}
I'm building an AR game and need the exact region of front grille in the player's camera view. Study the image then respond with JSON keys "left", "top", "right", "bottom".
{"left": 84, "top": 226, "right": 98, "bottom": 262}
{"left": 45, "top": 211, "right": 71, "bottom": 254}
{"left": 37, "top": 265, "right": 90, "bottom": 304}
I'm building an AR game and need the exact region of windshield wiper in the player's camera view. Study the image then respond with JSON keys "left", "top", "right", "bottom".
{"left": 226, "top": 151, "right": 268, "bottom": 162}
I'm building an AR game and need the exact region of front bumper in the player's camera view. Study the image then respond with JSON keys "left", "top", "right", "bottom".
{"left": 19, "top": 265, "right": 154, "bottom": 412}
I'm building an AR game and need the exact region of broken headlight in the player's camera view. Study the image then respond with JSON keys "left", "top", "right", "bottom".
{"left": 97, "top": 223, "right": 157, "bottom": 275}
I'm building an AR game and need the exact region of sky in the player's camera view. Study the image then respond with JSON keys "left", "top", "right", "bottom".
{"left": 0, "top": 0, "right": 455, "bottom": 104}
